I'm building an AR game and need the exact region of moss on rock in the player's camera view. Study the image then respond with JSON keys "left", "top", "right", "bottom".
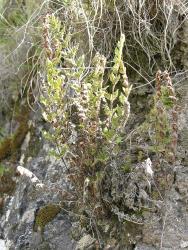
{"left": 34, "top": 204, "right": 61, "bottom": 232}
{"left": 0, "top": 109, "right": 29, "bottom": 162}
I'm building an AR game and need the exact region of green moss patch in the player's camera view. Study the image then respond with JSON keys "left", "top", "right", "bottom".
{"left": 34, "top": 204, "right": 61, "bottom": 232}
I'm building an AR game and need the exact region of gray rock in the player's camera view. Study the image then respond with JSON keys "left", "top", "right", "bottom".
{"left": 180, "top": 241, "right": 188, "bottom": 249}
{"left": 0, "top": 137, "right": 75, "bottom": 250}
{"left": 135, "top": 243, "right": 157, "bottom": 250}
{"left": 75, "top": 235, "right": 96, "bottom": 250}
{"left": 0, "top": 240, "right": 7, "bottom": 250}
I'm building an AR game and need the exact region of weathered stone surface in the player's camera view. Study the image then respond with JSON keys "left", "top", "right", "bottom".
{"left": 75, "top": 235, "right": 96, "bottom": 250}
{"left": 0, "top": 134, "right": 75, "bottom": 249}
{"left": 180, "top": 240, "right": 188, "bottom": 249}
{"left": 0, "top": 239, "right": 7, "bottom": 250}
{"left": 135, "top": 243, "right": 157, "bottom": 250}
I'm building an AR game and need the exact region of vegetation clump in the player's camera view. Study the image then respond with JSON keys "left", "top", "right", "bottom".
{"left": 139, "top": 70, "right": 178, "bottom": 164}
{"left": 39, "top": 12, "right": 180, "bottom": 246}
{"left": 39, "top": 13, "right": 178, "bottom": 247}
{"left": 40, "top": 14, "right": 134, "bottom": 236}
{"left": 33, "top": 203, "right": 61, "bottom": 233}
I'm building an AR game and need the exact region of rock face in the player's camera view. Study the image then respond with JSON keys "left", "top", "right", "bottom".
{"left": 0, "top": 239, "right": 6, "bottom": 250}
{"left": 0, "top": 136, "right": 76, "bottom": 250}
{"left": 75, "top": 235, "right": 96, "bottom": 250}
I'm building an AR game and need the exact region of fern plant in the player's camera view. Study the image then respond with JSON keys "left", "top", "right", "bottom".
{"left": 41, "top": 14, "right": 132, "bottom": 215}
{"left": 139, "top": 70, "right": 178, "bottom": 164}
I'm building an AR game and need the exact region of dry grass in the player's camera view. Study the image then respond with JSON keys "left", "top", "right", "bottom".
{"left": 0, "top": 0, "right": 188, "bottom": 109}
